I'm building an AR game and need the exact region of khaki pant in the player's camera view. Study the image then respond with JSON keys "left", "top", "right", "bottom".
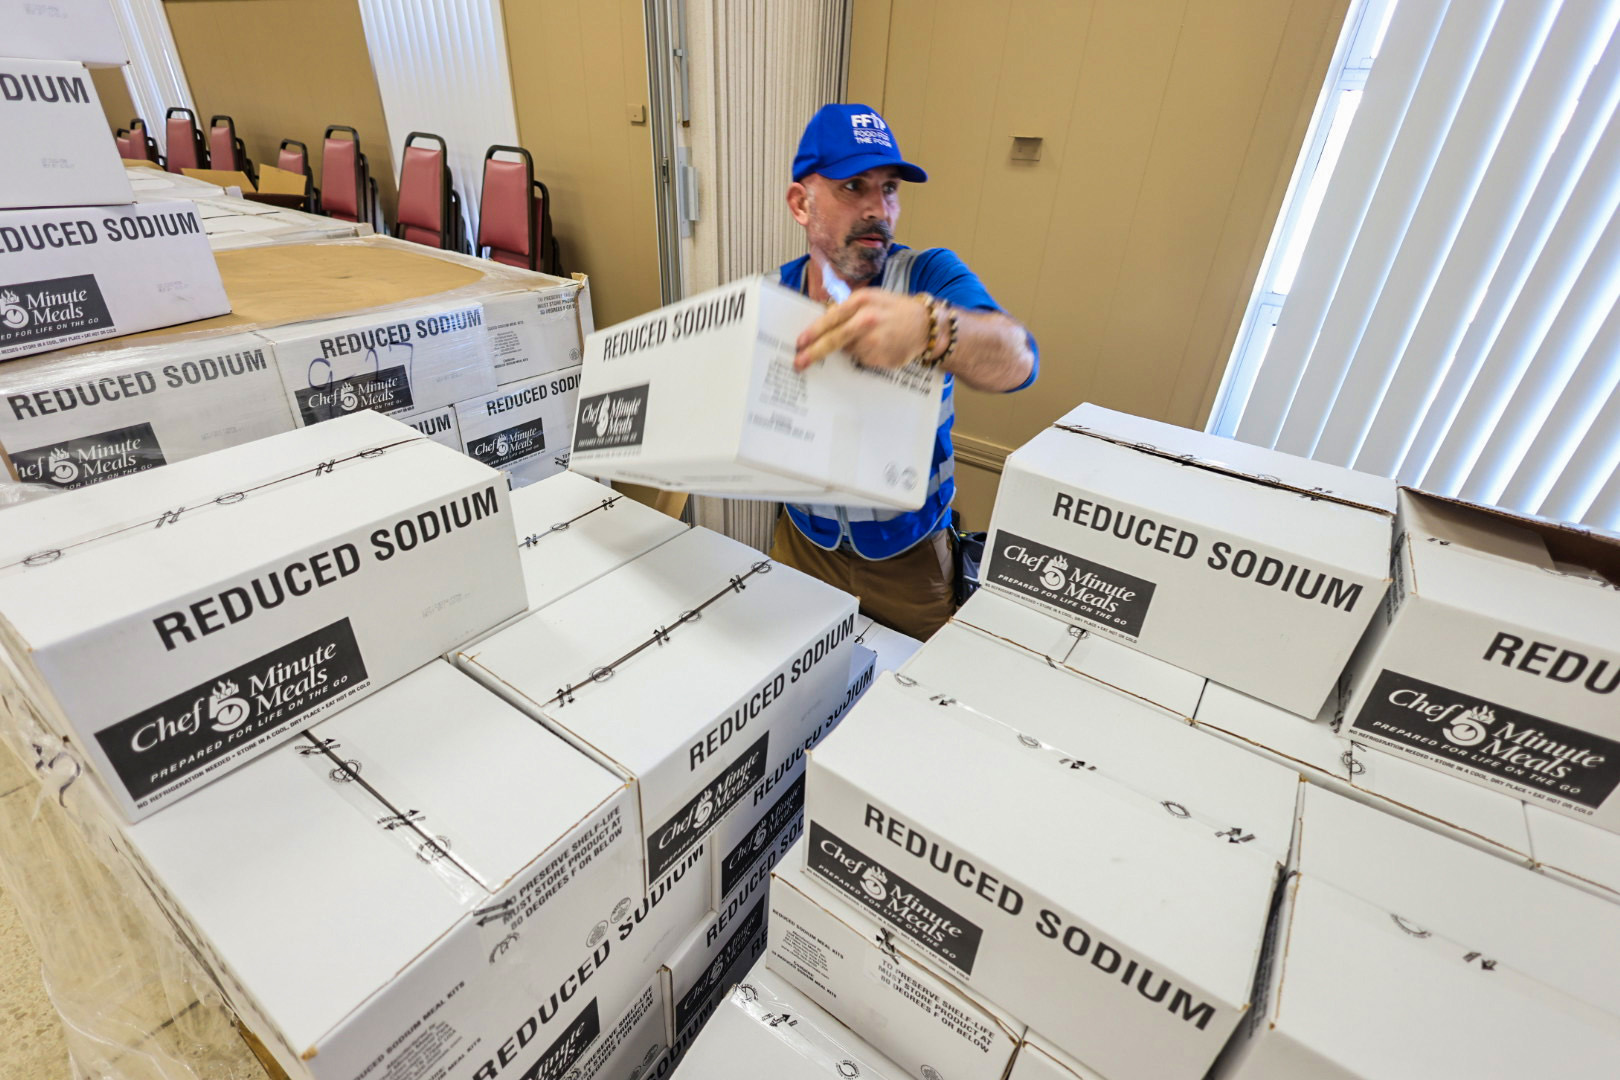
{"left": 770, "top": 514, "right": 955, "bottom": 640}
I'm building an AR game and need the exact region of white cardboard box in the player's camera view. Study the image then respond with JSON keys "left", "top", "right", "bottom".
{"left": 675, "top": 970, "right": 910, "bottom": 1080}
{"left": 457, "top": 526, "right": 856, "bottom": 890}
{"left": 567, "top": 977, "right": 669, "bottom": 1080}
{"left": 1, "top": 0, "right": 128, "bottom": 66}
{"left": 947, "top": 588, "right": 1207, "bottom": 717}
{"left": 1527, "top": 802, "right": 1620, "bottom": 903}
{"left": 118, "top": 660, "right": 646, "bottom": 1080}
{"left": 805, "top": 672, "right": 1295, "bottom": 1080}
{"left": 401, "top": 402, "right": 461, "bottom": 450}
{"left": 852, "top": 615, "right": 922, "bottom": 679}
{"left": 0, "top": 332, "right": 294, "bottom": 488}
{"left": 1194, "top": 682, "right": 1535, "bottom": 864}
{"left": 1342, "top": 489, "right": 1620, "bottom": 831}
{"left": 0, "top": 412, "right": 523, "bottom": 819}
{"left": 1007, "top": 1034, "right": 1108, "bottom": 1080}
{"left": 1215, "top": 786, "right": 1620, "bottom": 1079}
{"left": 768, "top": 839, "right": 1025, "bottom": 1080}
{"left": 454, "top": 366, "right": 581, "bottom": 489}
{"left": 0, "top": 201, "right": 230, "bottom": 360}
{"left": 899, "top": 625, "right": 1299, "bottom": 866}
{"left": 571, "top": 277, "right": 942, "bottom": 509}
{"left": 663, "top": 850, "right": 776, "bottom": 1041}
{"left": 983, "top": 404, "right": 1395, "bottom": 716}
{"left": 482, "top": 285, "right": 588, "bottom": 385}
{"left": 262, "top": 299, "right": 497, "bottom": 425}
{"left": 1, "top": 58, "right": 134, "bottom": 207}
{"left": 709, "top": 644, "right": 876, "bottom": 908}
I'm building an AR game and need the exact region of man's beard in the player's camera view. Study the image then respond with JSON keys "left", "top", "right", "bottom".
{"left": 833, "top": 223, "right": 892, "bottom": 283}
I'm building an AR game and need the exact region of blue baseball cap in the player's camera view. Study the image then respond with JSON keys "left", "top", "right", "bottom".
{"left": 792, "top": 103, "right": 927, "bottom": 184}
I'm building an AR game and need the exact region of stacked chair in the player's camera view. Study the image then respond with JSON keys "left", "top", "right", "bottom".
{"left": 114, "top": 118, "right": 161, "bottom": 165}
{"left": 162, "top": 107, "right": 208, "bottom": 173}
{"left": 276, "top": 139, "right": 320, "bottom": 212}
{"left": 477, "top": 144, "right": 562, "bottom": 273}
{"left": 207, "top": 115, "right": 255, "bottom": 183}
{"left": 394, "top": 131, "right": 467, "bottom": 252}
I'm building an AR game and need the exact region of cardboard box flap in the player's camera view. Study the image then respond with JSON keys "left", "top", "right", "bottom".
{"left": 303, "top": 661, "right": 628, "bottom": 892}
{"left": 1053, "top": 403, "right": 1396, "bottom": 515}
{"left": 1404, "top": 487, "right": 1620, "bottom": 587}
{"left": 1297, "top": 786, "right": 1620, "bottom": 1016}
{"left": 459, "top": 527, "right": 854, "bottom": 780}
{"left": 900, "top": 633, "right": 1299, "bottom": 864}
{"left": 1193, "top": 683, "right": 1351, "bottom": 778}
{"left": 0, "top": 432, "right": 492, "bottom": 647}
{"left": 948, "top": 589, "right": 1081, "bottom": 661}
{"left": 1345, "top": 740, "right": 1532, "bottom": 857}
{"left": 813, "top": 673, "right": 1285, "bottom": 1007}
{"left": 1010, "top": 1034, "right": 1110, "bottom": 1080}
{"left": 1263, "top": 873, "right": 1620, "bottom": 1079}
{"left": 508, "top": 472, "right": 690, "bottom": 611}
{"left": 0, "top": 411, "right": 419, "bottom": 566}
{"left": 123, "top": 734, "right": 483, "bottom": 1056}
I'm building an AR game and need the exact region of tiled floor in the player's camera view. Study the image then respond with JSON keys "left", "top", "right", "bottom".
{"left": 0, "top": 871, "right": 70, "bottom": 1077}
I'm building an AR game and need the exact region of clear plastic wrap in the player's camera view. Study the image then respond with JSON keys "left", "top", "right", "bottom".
{"left": 0, "top": 235, "right": 587, "bottom": 505}
{"left": 0, "top": 666, "right": 276, "bottom": 1080}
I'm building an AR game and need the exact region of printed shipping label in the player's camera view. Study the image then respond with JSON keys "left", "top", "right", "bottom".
{"left": 719, "top": 774, "right": 804, "bottom": 899}
{"left": 293, "top": 366, "right": 414, "bottom": 424}
{"left": 96, "top": 619, "right": 369, "bottom": 800}
{"left": 1351, "top": 670, "right": 1620, "bottom": 810}
{"left": 0, "top": 274, "right": 113, "bottom": 349}
{"left": 12, "top": 422, "right": 164, "bottom": 488}
{"left": 575, "top": 385, "right": 649, "bottom": 452}
{"left": 468, "top": 418, "right": 546, "bottom": 468}
{"left": 675, "top": 898, "right": 765, "bottom": 1034}
{"left": 647, "top": 732, "right": 769, "bottom": 881}
{"left": 520, "top": 998, "right": 601, "bottom": 1080}
{"left": 985, "top": 530, "right": 1156, "bottom": 637}
{"left": 806, "top": 822, "right": 983, "bottom": 979}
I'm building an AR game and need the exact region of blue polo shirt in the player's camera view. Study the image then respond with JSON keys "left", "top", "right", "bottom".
{"left": 778, "top": 245, "right": 1038, "bottom": 559}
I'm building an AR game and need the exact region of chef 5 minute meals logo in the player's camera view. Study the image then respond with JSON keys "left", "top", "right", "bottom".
{"left": 13, "top": 423, "right": 165, "bottom": 489}
{"left": 469, "top": 418, "right": 546, "bottom": 467}
{"left": 1352, "top": 670, "right": 1620, "bottom": 810}
{"left": 0, "top": 276, "right": 114, "bottom": 348}
{"left": 985, "top": 530, "right": 1157, "bottom": 638}
{"left": 574, "top": 384, "right": 649, "bottom": 452}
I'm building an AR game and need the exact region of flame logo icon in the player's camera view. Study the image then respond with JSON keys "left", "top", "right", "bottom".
{"left": 337, "top": 384, "right": 362, "bottom": 413}
{"left": 46, "top": 446, "right": 79, "bottom": 485}
{"left": 1040, "top": 555, "right": 1069, "bottom": 592}
{"left": 208, "top": 679, "right": 251, "bottom": 732}
{"left": 0, "top": 289, "right": 27, "bottom": 330}
{"left": 750, "top": 821, "right": 770, "bottom": 851}
{"left": 594, "top": 395, "right": 614, "bottom": 437}
{"left": 1444, "top": 704, "right": 1495, "bottom": 748}
{"left": 861, "top": 865, "right": 888, "bottom": 901}
{"left": 694, "top": 789, "right": 715, "bottom": 828}
{"left": 495, "top": 433, "right": 511, "bottom": 458}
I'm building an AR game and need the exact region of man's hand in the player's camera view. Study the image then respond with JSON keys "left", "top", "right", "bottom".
{"left": 793, "top": 288, "right": 928, "bottom": 372}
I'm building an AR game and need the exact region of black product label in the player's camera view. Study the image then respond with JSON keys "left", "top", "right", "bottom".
{"left": 1351, "top": 670, "right": 1620, "bottom": 810}
{"left": 293, "top": 365, "right": 414, "bottom": 424}
{"left": 985, "top": 530, "right": 1156, "bottom": 637}
{"left": 468, "top": 417, "right": 546, "bottom": 467}
{"left": 0, "top": 274, "right": 113, "bottom": 348}
{"left": 97, "top": 619, "right": 368, "bottom": 800}
{"left": 519, "top": 998, "right": 601, "bottom": 1080}
{"left": 807, "top": 822, "right": 983, "bottom": 978}
{"left": 574, "top": 384, "right": 649, "bottom": 452}
{"left": 647, "top": 731, "right": 769, "bottom": 881}
{"left": 675, "top": 897, "right": 765, "bottom": 1034}
{"left": 12, "top": 422, "right": 164, "bottom": 488}
{"left": 719, "top": 774, "right": 804, "bottom": 899}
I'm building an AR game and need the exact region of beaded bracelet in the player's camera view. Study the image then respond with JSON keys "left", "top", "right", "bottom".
{"left": 912, "top": 292, "right": 939, "bottom": 366}
{"left": 925, "top": 301, "right": 959, "bottom": 369}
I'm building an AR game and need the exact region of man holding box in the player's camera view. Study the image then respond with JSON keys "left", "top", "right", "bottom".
{"left": 772, "top": 103, "right": 1039, "bottom": 639}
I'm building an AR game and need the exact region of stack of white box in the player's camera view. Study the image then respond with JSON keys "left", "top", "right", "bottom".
{"left": 676, "top": 402, "right": 1620, "bottom": 1078}
{"left": 0, "top": 414, "right": 881, "bottom": 1079}
{"left": 2, "top": 3, "right": 232, "bottom": 363}
{"left": 0, "top": 235, "right": 594, "bottom": 496}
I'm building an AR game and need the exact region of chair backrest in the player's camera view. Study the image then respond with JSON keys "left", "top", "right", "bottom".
{"left": 278, "top": 139, "right": 309, "bottom": 176}
{"left": 478, "top": 145, "right": 538, "bottom": 269}
{"left": 321, "top": 125, "right": 366, "bottom": 222}
{"left": 128, "top": 119, "right": 161, "bottom": 164}
{"left": 115, "top": 129, "right": 136, "bottom": 158}
{"left": 164, "top": 107, "right": 205, "bottom": 172}
{"left": 208, "top": 115, "right": 243, "bottom": 172}
{"left": 396, "top": 131, "right": 450, "bottom": 249}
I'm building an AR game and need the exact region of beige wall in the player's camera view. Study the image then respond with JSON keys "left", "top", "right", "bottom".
{"left": 502, "top": 0, "right": 662, "bottom": 329}
{"left": 90, "top": 67, "right": 137, "bottom": 135}
{"left": 164, "top": 0, "right": 398, "bottom": 220}
{"left": 851, "top": 0, "right": 1347, "bottom": 528}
